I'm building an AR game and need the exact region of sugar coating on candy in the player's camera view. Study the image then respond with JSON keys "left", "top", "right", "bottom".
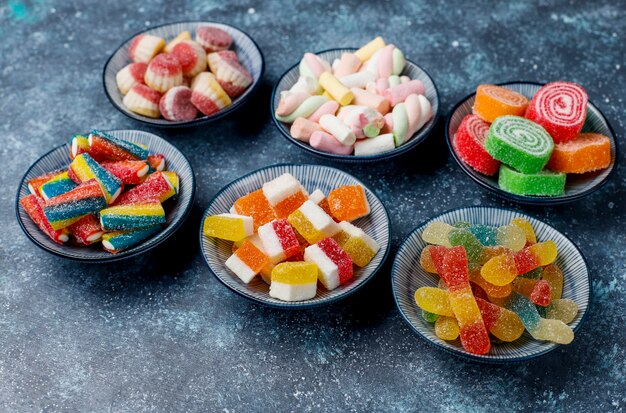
{"left": 144, "top": 53, "right": 183, "bottom": 93}
{"left": 88, "top": 130, "right": 149, "bottom": 161}
{"left": 128, "top": 34, "right": 165, "bottom": 63}
{"left": 547, "top": 132, "right": 611, "bottom": 173}
{"left": 472, "top": 84, "right": 529, "bottom": 123}
{"left": 102, "top": 225, "right": 161, "bottom": 253}
{"left": 469, "top": 269, "right": 512, "bottom": 299}
{"left": 258, "top": 219, "right": 300, "bottom": 263}
{"left": 499, "top": 165, "right": 566, "bottom": 197}
{"left": 414, "top": 287, "right": 454, "bottom": 316}
{"left": 273, "top": 191, "right": 308, "bottom": 219}
{"left": 288, "top": 200, "right": 340, "bottom": 245}
{"left": 70, "top": 135, "right": 90, "bottom": 160}
{"left": 164, "top": 31, "right": 191, "bottom": 53}
{"left": 114, "top": 171, "right": 175, "bottom": 205}
{"left": 101, "top": 160, "right": 150, "bottom": 185}
{"left": 542, "top": 263, "right": 563, "bottom": 300}
{"left": 44, "top": 179, "right": 107, "bottom": 230}
{"left": 207, "top": 50, "right": 253, "bottom": 98}
{"left": 28, "top": 170, "right": 65, "bottom": 195}
{"left": 69, "top": 153, "right": 124, "bottom": 204}
{"left": 422, "top": 310, "right": 440, "bottom": 323}
{"left": 100, "top": 201, "right": 165, "bottom": 231}
{"left": 421, "top": 221, "right": 453, "bottom": 247}
{"left": 226, "top": 240, "right": 269, "bottom": 284}
{"left": 304, "top": 237, "right": 353, "bottom": 290}
{"left": 454, "top": 114, "right": 500, "bottom": 175}
{"left": 448, "top": 228, "right": 483, "bottom": 267}
{"left": 269, "top": 262, "right": 318, "bottom": 302}
{"left": 147, "top": 154, "right": 166, "bottom": 172}
{"left": 332, "top": 220, "right": 379, "bottom": 267}
{"left": 68, "top": 214, "right": 103, "bottom": 245}
{"left": 195, "top": 26, "right": 232, "bottom": 53}
{"left": 116, "top": 62, "right": 148, "bottom": 95}
{"left": 327, "top": 185, "right": 370, "bottom": 222}
{"left": 525, "top": 81, "right": 588, "bottom": 144}
{"left": 419, "top": 245, "right": 438, "bottom": 273}
{"left": 495, "top": 224, "right": 526, "bottom": 252}
{"left": 233, "top": 189, "right": 276, "bottom": 231}
{"left": 39, "top": 171, "right": 77, "bottom": 200}
{"left": 20, "top": 194, "right": 69, "bottom": 244}
{"left": 486, "top": 116, "right": 554, "bottom": 174}
{"left": 530, "top": 280, "right": 552, "bottom": 307}
{"left": 538, "top": 299, "right": 578, "bottom": 324}
{"left": 476, "top": 297, "right": 524, "bottom": 342}
{"left": 203, "top": 213, "right": 254, "bottom": 241}
{"left": 171, "top": 40, "right": 207, "bottom": 78}
{"left": 308, "top": 189, "right": 335, "bottom": 219}
{"left": 435, "top": 316, "right": 460, "bottom": 341}
{"left": 156, "top": 86, "right": 198, "bottom": 121}
{"left": 468, "top": 224, "right": 497, "bottom": 246}
{"left": 519, "top": 267, "right": 543, "bottom": 280}
{"left": 530, "top": 318, "right": 574, "bottom": 344}
{"left": 511, "top": 217, "right": 537, "bottom": 245}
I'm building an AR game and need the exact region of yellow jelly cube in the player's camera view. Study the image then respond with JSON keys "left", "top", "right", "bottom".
{"left": 203, "top": 213, "right": 253, "bottom": 241}
{"left": 333, "top": 221, "right": 379, "bottom": 267}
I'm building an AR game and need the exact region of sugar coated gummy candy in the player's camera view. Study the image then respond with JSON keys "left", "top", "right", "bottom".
{"left": 114, "top": 171, "right": 176, "bottom": 205}
{"left": 537, "top": 299, "right": 578, "bottom": 324}
{"left": 207, "top": 50, "right": 253, "bottom": 99}
{"left": 435, "top": 316, "right": 460, "bottom": 341}
{"left": 288, "top": 200, "right": 340, "bottom": 245}
{"left": 327, "top": 185, "right": 370, "bottom": 222}
{"left": 513, "top": 278, "right": 552, "bottom": 307}
{"left": 547, "top": 133, "right": 611, "bottom": 174}
{"left": 481, "top": 241, "right": 557, "bottom": 286}
{"left": 102, "top": 225, "right": 161, "bottom": 253}
{"left": 88, "top": 130, "right": 149, "bottom": 161}
{"left": 414, "top": 287, "right": 454, "bottom": 317}
{"left": 262, "top": 173, "right": 308, "bottom": 219}
{"left": 485, "top": 116, "right": 554, "bottom": 174}
{"left": 454, "top": 114, "right": 500, "bottom": 176}
{"left": 332, "top": 221, "right": 380, "bottom": 267}
{"left": 44, "top": 179, "right": 107, "bottom": 230}
{"left": 203, "top": 214, "right": 254, "bottom": 242}
{"left": 190, "top": 72, "right": 232, "bottom": 116}
{"left": 498, "top": 165, "right": 566, "bottom": 197}
{"left": 475, "top": 297, "right": 525, "bottom": 342}
{"left": 147, "top": 154, "right": 166, "bottom": 172}
{"left": 28, "top": 170, "right": 65, "bottom": 196}
{"left": 101, "top": 160, "right": 150, "bottom": 185}
{"left": 38, "top": 171, "right": 77, "bottom": 201}
{"left": 99, "top": 200, "right": 165, "bottom": 231}
{"left": 473, "top": 84, "right": 529, "bottom": 123}
{"left": 422, "top": 310, "right": 440, "bottom": 323}
{"left": 541, "top": 263, "right": 564, "bottom": 300}
{"left": 232, "top": 189, "right": 276, "bottom": 231}
{"left": 511, "top": 217, "right": 537, "bottom": 245}
{"left": 68, "top": 214, "right": 103, "bottom": 245}
{"left": 258, "top": 219, "right": 300, "bottom": 263}
{"left": 525, "top": 81, "right": 588, "bottom": 144}
{"left": 225, "top": 240, "right": 270, "bottom": 284}
{"left": 20, "top": 194, "right": 69, "bottom": 244}
{"left": 430, "top": 246, "right": 491, "bottom": 355}
{"left": 304, "top": 237, "right": 353, "bottom": 290}
{"left": 269, "top": 262, "right": 318, "bottom": 302}
{"left": 69, "top": 153, "right": 124, "bottom": 204}
{"left": 421, "top": 221, "right": 454, "bottom": 247}
{"left": 70, "top": 135, "right": 90, "bottom": 159}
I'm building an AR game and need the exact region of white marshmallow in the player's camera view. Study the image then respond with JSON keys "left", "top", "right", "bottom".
{"left": 262, "top": 173, "right": 303, "bottom": 206}
{"left": 319, "top": 114, "right": 356, "bottom": 146}
{"left": 354, "top": 133, "right": 396, "bottom": 156}
{"left": 339, "top": 71, "right": 375, "bottom": 89}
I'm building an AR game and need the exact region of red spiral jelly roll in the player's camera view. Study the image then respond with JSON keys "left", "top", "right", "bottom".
{"left": 68, "top": 214, "right": 103, "bottom": 245}
{"left": 525, "top": 81, "right": 588, "bottom": 143}
{"left": 101, "top": 160, "right": 150, "bottom": 185}
{"left": 454, "top": 114, "right": 500, "bottom": 175}
{"left": 20, "top": 194, "right": 69, "bottom": 244}
{"left": 430, "top": 246, "right": 491, "bottom": 355}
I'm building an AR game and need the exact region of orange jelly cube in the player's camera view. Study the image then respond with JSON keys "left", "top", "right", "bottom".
{"left": 327, "top": 185, "right": 370, "bottom": 222}
{"left": 235, "top": 240, "right": 269, "bottom": 274}
{"left": 233, "top": 189, "right": 277, "bottom": 231}
{"left": 272, "top": 191, "right": 308, "bottom": 219}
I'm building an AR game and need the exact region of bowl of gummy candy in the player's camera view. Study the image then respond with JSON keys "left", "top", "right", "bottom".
{"left": 16, "top": 129, "right": 195, "bottom": 262}
{"left": 392, "top": 206, "right": 591, "bottom": 362}
{"left": 199, "top": 164, "right": 391, "bottom": 308}
{"left": 446, "top": 81, "right": 618, "bottom": 205}
{"left": 271, "top": 36, "right": 439, "bottom": 161}
{"left": 103, "top": 21, "right": 265, "bottom": 127}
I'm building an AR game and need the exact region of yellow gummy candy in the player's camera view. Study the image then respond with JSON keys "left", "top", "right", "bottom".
{"left": 414, "top": 287, "right": 454, "bottom": 316}
{"left": 542, "top": 263, "right": 563, "bottom": 299}
{"left": 271, "top": 262, "right": 318, "bottom": 284}
{"left": 288, "top": 210, "right": 326, "bottom": 244}
{"left": 421, "top": 221, "right": 453, "bottom": 247}
{"left": 530, "top": 318, "right": 574, "bottom": 344}
{"left": 334, "top": 232, "right": 376, "bottom": 267}
{"left": 491, "top": 308, "right": 525, "bottom": 342}
{"left": 544, "top": 299, "right": 578, "bottom": 324}
{"left": 203, "top": 214, "right": 251, "bottom": 241}
{"left": 435, "top": 316, "right": 460, "bottom": 341}
{"left": 419, "top": 245, "right": 438, "bottom": 273}
{"left": 481, "top": 253, "right": 517, "bottom": 286}
{"left": 496, "top": 224, "right": 526, "bottom": 252}
{"left": 529, "top": 241, "right": 558, "bottom": 265}
{"left": 511, "top": 217, "right": 537, "bottom": 244}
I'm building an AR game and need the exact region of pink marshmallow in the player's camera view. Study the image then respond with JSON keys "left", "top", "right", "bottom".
{"left": 365, "top": 82, "right": 377, "bottom": 94}
{"left": 333, "top": 53, "right": 361, "bottom": 78}
{"left": 290, "top": 117, "right": 322, "bottom": 143}
{"left": 276, "top": 92, "right": 309, "bottom": 116}
{"left": 383, "top": 80, "right": 425, "bottom": 106}
{"left": 307, "top": 100, "right": 339, "bottom": 123}
{"left": 404, "top": 94, "right": 422, "bottom": 136}
{"left": 377, "top": 45, "right": 395, "bottom": 78}
{"left": 303, "top": 53, "right": 329, "bottom": 78}
{"left": 376, "top": 78, "right": 390, "bottom": 95}
{"left": 351, "top": 88, "right": 391, "bottom": 115}
{"left": 400, "top": 75, "right": 411, "bottom": 84}
{"left": 310, "top": 131, "right": 354, "bottom": 155}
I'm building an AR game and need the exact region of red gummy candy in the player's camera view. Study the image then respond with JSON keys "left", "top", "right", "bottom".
{"left": 475, "top": 297, "right": 502, "bottom": 331}
{"left": 20, "top": 194, "right": 68, "bottom": 244}
{"left": 101, "top": 160, "right": 149, "bottom": 185}
{"left": 114, "top": 171, "right": 171, "bottom": 205}
{"left": 460, "top": 321, "right": 491, "bottom": 355}
{"left": 530, "top": 280, "right": 552, "bottom": 307}
{"left": 439, "top": 246, "right": 469, "bottom": 291}
{"left": 513, "top": 248, "right": 539, "bottom": 275}
{"left": 317, "top": 237, "right": 353, "bottom": 285}
{"left": 454, "top": 114, "right": 500, "bottom": 175}
{"left": 272, "top": 219, "right": 300, "bottom": 259}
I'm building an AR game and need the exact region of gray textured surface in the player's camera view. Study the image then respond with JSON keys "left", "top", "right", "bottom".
{"left": 1, "top": 1, "right": 624, "bottom": 412}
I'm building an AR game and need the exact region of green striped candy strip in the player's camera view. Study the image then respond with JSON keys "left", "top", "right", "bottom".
{"left": 498, "top": 165, "right": 566, "bottom": 196}
{"left": 485, "top": 116, "right": 554, "bottom": 174}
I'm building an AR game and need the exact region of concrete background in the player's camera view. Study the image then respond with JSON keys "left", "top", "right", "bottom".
{"left": 1, "top": 0, "right": 624, "bottom": 411}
